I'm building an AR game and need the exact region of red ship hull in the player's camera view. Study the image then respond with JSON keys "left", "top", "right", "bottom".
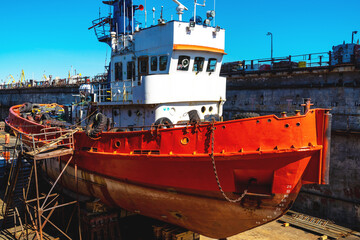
{"left": 6, "top": 105, "right": 331, "bottom": 238}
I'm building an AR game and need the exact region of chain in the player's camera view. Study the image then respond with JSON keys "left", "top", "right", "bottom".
{"left": 210, "top": 121, "right": 248, "bottom": 203}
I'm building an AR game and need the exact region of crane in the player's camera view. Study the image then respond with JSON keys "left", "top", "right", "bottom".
{"left": 20, "top": 69, "right": 25, "bottom": 84}
{"left": 6, "top": 75, "right": 16, "bottom": 85}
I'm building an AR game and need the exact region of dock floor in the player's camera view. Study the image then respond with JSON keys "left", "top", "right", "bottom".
{"left": 201, "top": 220, "right": 360, "bottom": 240}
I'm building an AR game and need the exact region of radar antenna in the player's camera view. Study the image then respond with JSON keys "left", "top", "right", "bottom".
{"left": 172, "top": 0, "right": 188, "bottom": 21}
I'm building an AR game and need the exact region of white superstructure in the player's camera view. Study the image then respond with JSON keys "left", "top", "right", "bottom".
{"left": 79, "top": 1, "right": 226, "bottom": 128}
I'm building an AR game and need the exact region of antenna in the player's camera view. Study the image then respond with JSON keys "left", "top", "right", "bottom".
{"left": 123, "top": 0, "right": 126, "bottom": 37}
{"left": 145, "top": 0, "right": 147, "bottom": 27}
{"left": 158, "top": 5, "right": 165, "bottom": 24}
{"left": 132, "top": 0, "right": 134, "bottom": 34}
{"left": 152, "top": 7, "right": 156, "bottom": 25}
{"left": 193, "top": 0, "right": 206, "bottom": 24}
{"left": 172, "top": 0, "right": 188, "bottom": 21}
{"left": 213, "top": 0, "right": 215, "bottom": 26}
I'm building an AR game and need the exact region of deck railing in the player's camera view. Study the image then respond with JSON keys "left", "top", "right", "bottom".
{"left": 94, "top": 79, "right": 134, "bottom": 103}
{"left": 0, "top": 74, "right": 107, "bottom": 90}
{"left": 221, "top": 50, "right": 360, "bottom": 74}
{"left": 20, "top": 128, "right": 77, "bottom": 155}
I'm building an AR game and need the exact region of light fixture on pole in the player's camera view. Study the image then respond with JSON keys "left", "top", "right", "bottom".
{"left": 352, "top": 31, "right": 358, "bottom": 44}
{"left": 266, "top": 32, "right": 273, "bottom": 60}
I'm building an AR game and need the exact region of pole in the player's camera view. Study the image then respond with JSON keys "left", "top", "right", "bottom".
{"left": 145, "top": 0, "right": 147, "bottom": 27}
{"left": 271, "top": 34, "right": 273, "bottom": 60}
{"left": 194, "top": 0, "right": 197, "bottom": 22}
{"left": 123, "top": 0, "right": 126, "bottom": 36}
{"left": 214, "top": 0, "right": 216, "bottom": 27}
{"left": 33, "top": 158, "right": 43, "bottom": 239}
{"left": 267, "top": 32, "right": 273, "bottom": 61}
{"left": 131, "top": 0, "right": 134, "bottom": 34}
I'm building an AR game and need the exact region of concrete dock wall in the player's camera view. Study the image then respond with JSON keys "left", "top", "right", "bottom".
{"left": 0, "top": 86, "right": 79, "bottom": 120}
{"left": 222, "top": 65, "right": 360, "bottom": 230}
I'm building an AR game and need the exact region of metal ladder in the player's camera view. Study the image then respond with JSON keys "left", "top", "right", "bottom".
{"left": 1, "top": 139, "right": 31, "bottom": 231}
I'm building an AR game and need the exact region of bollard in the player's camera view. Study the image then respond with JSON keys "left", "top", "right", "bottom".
{"left": 4, "top": 134, "right": 10, "bottom": 145}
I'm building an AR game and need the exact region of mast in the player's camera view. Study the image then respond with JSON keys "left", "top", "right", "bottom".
{"left": 132, "top": 0, "right": 134, "bottom": 34}
{"left": 214, "top": 0, "right": 216, "bottom": 26}
{"left": 193, "top": 0, "right": 206, "bottom": 23}
{"left": 145, "top": 0, "right": 147, "bottom": 27}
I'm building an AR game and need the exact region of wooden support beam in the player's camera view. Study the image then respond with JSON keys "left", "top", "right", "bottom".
{"left": 25, "top": 148, "right": 74, "bottom": 161}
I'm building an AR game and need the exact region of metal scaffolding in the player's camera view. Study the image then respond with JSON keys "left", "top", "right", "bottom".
{"left": 1, "top": 128, "right": 81, "bottom": 240}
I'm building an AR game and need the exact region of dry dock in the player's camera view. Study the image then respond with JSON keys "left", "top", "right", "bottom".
{"left": 0, "top": 52, "right": 360, "bottom": 240}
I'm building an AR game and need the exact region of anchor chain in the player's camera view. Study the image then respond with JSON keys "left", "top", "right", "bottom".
{"left": 210, "top": 121, "right": 248, "bottom": 203}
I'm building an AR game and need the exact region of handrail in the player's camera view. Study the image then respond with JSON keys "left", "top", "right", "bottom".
{"left": 90, "top": 16, "right": 111, "bottom": 41}
{"left": 0, "top": 74, "right": 107, "bottom": 90}
{"left": 221, "top": 50, "right": 359, "bottom": 74}
{"left": 20, "top": 128, "right": 78, "bottom": 155}
{"left": 94, "top": 79, "right": 134, "bottom": 103}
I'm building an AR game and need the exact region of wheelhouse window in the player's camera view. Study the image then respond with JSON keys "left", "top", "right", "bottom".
{"left": 159, "top": 55, "right": 168, "bottom": 71}
{"left": 127, "top": 61, "right": 135, "bottom": 81}
{"left": 150, "top": 56, "right": 158, "bottom": 71}
{"left": 177, "top": 55, "right": 190, "bottom": 71}
{"left": 193, "top": 57, "right": 205, "bottom": 72}
{"left": 138, "top": 56, "right": 149, "bottom": 75}
{"left": 207, "top": 58, "right": 217, "bottom": 72}
{"left": 115, "top": 62, "right": 123, "bottom": 81}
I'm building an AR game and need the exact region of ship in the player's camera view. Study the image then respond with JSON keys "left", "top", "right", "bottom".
{"left": 5, "top": 0, "right": 332, "bottom": 238}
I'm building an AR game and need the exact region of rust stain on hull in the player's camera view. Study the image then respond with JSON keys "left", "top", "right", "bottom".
{"left": 43, "top": 158, "right": 300, "bottom": 239}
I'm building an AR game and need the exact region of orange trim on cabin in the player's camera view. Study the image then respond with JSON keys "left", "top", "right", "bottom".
{"left": 173, "top": 44, "right": 227, "bottom": 55}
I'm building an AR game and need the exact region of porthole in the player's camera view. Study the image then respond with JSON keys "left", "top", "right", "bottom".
{"left": 114, "top": 140, "right": 121, "bottom": 148}
{"left": 209, "top": 106, "right": 213, "bottom": 112}
{"left": 201, "top": 106, "right": 206, "bottom": 113}
{"left": 170, "top": 108, "right": 176, "bottom": 116}
{"left": 181, "top": 137, "right": 190, "bottom": 145}
{"left": 128, "top": 110, "right": 132, "bottom": 117}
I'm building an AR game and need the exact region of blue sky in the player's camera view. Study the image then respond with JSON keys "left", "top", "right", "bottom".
{"left": 0, "top": 0, "right": 359, "bottom": 82}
